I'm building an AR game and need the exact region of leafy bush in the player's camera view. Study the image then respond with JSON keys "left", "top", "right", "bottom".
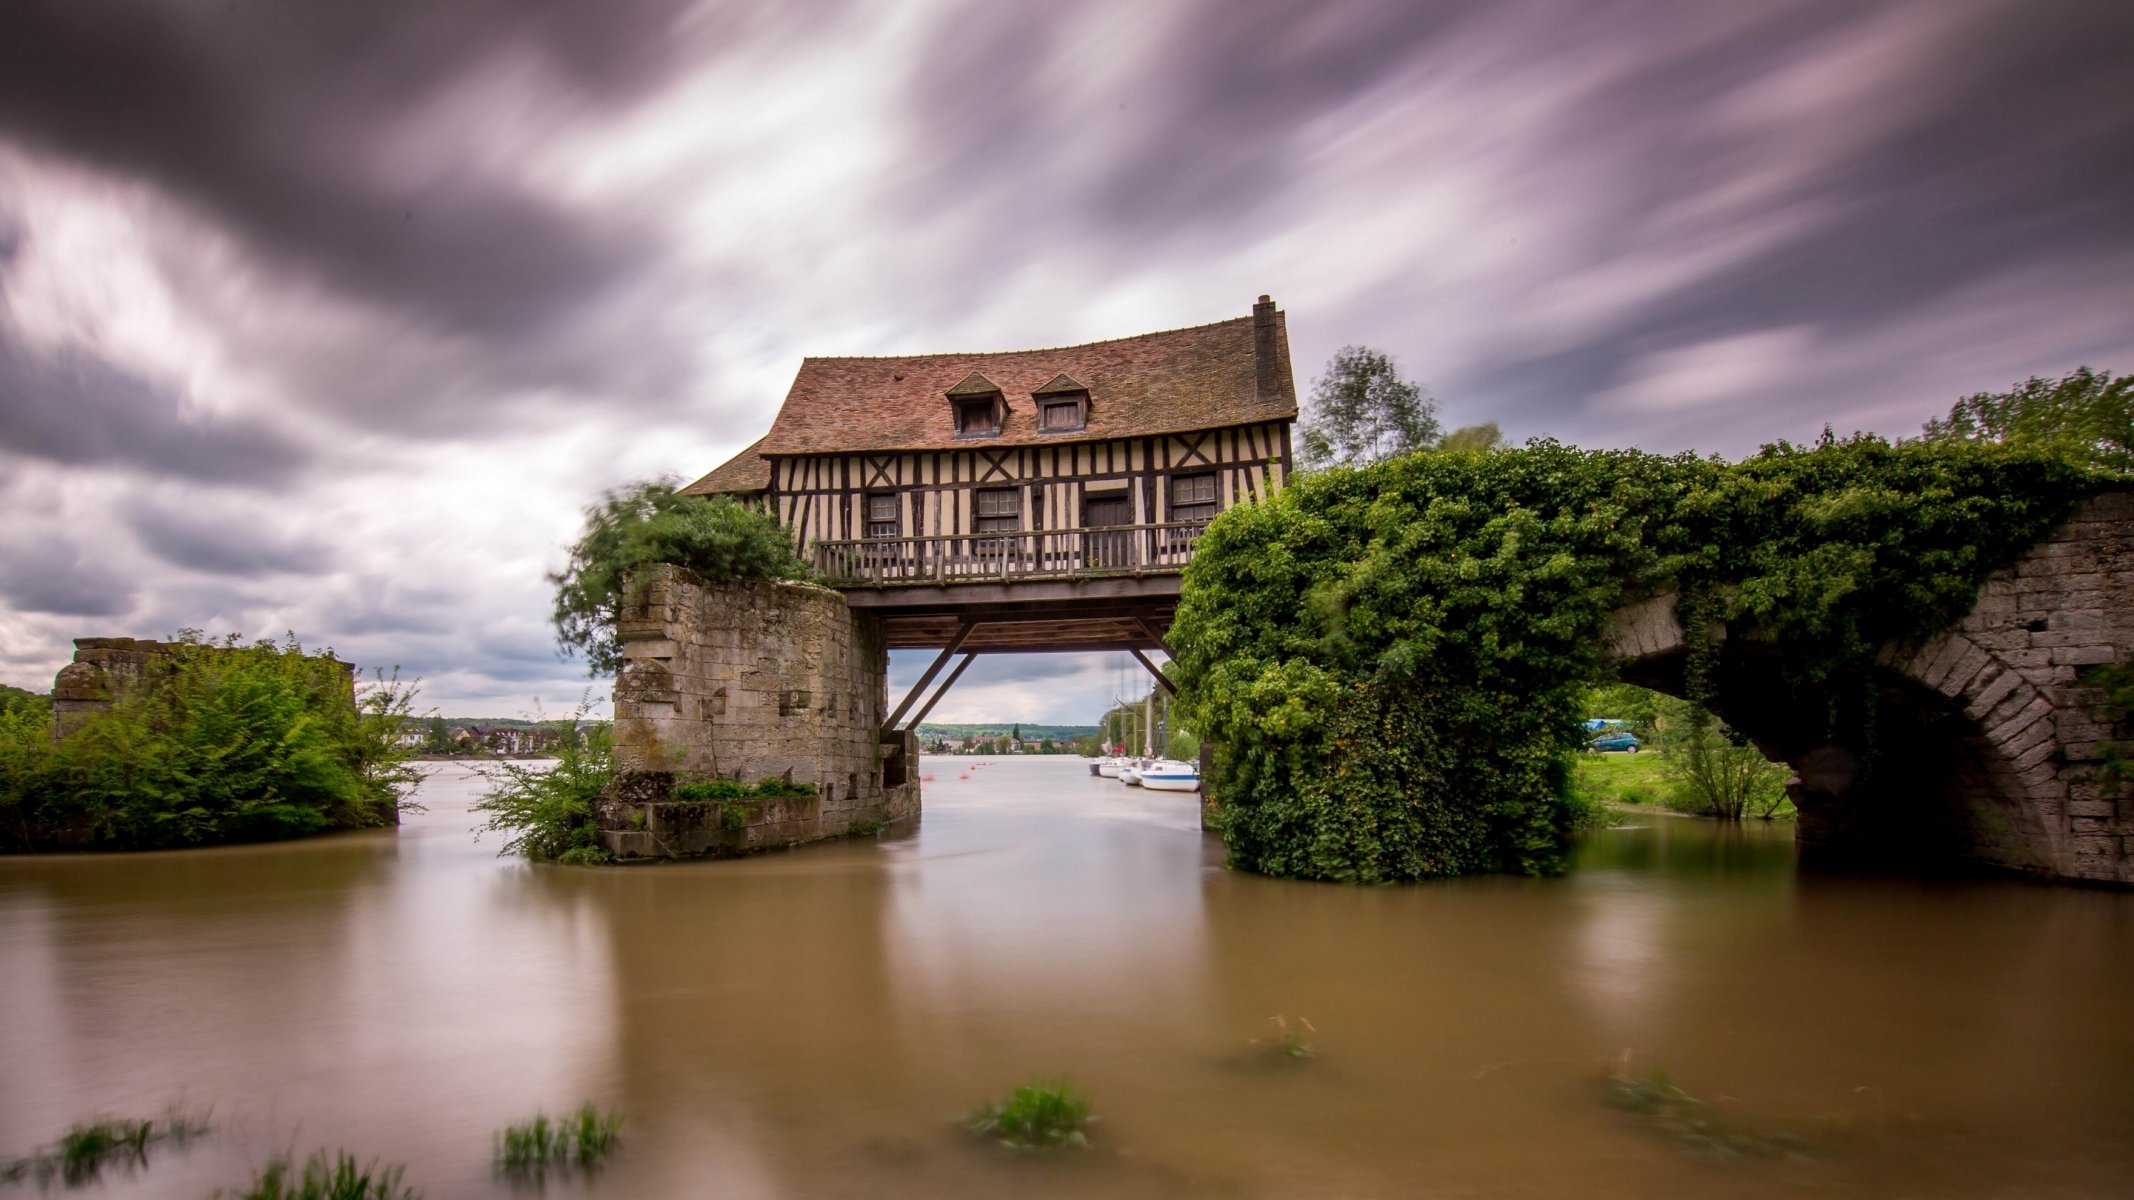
{"left": 552, "top": 478, "right": 816, "bottom": 675}
{"left": 1651, "top": 696, "right": 1791, "bottom": 819}
{"left": 495, "top": 1104, "right": 622, "bottom": 1174}
{"left": 1173, "top": 436, "right": 2099, "bottom": 881}
{"left": 0, "top": 634, "right": 418, "bottom": 852}
{"left": 219, "top": 1151, "right": 417, "bottom": 1200}
{"left": 967, "top": 1079, "right": 1092, "bottom": 1150}
{"left": 471, "top": 713, "right": 613, "bottom": 864}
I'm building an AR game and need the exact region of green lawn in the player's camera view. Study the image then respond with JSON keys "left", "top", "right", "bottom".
{"left": 1573, "top": 749, "right": 1796, "bottom": 819}
{"left": 1573, "top": 751, "right": 1672, "bottom": 808}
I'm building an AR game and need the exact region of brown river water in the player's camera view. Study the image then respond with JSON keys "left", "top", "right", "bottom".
{"left": 3, "top": 756, "right": 2132, "bottom": 1198}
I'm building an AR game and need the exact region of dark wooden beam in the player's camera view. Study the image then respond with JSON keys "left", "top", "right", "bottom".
{"left": 1132, "top": 616, "right": 1174, "bottom": 656}
{"left": 1129, "top": 647, "right": 1177, "bottom": 695}
{"left": 881, "top": 619, "right": 977, "bottom": 734}
{"left": 841, "top": 574, "right": 1185, "bottom": 610}
{"left": 903, "top": 652, "right": 976, "bottom": 731}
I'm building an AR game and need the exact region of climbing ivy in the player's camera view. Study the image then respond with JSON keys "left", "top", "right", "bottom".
{"left": 1171, "top": 435, "right": 2102, "bottom": 882}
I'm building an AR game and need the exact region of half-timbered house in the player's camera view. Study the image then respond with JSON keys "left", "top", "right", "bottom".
{"left": 682, "top": 295, "right": 1295, "bottom": 673}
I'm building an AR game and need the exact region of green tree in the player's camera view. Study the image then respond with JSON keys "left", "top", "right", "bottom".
{"left": 1162, "top": 728, "right": 1200, "bottom": 761}
{"left": 472, "top": 711, "right": 614, "bottom": 864}
{"left": 1585, "top": 682, "right": 1663, "bottom": 737}
{"left": 0, "top": 684, "right": 44, "bottom": 720}
{"left": 425, "top": 714, "right": 452, "bottom": 753}
{"left": 1918, "top": 366, "right": 2131, "bottom": 475}
{"left": 552, "top": 478, "right": 814, "bottom": 675}
{"left": 1652, "top": 695, "right": 1789, "bottom": 819}
{"left": 1297, "top": 346, "right": 1440, "bottom": 470}
{"left": 1438, "top": 422, "right": 1504, "bottom": 452}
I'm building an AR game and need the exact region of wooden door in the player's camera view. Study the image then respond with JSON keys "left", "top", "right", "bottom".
{"left": 1084, "top": 495, "right": 1133, "bottom": 569}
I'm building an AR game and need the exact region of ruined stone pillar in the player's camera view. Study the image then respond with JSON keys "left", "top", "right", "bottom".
{"left": 600, "top": 566, "right": 920, "bottom": 859}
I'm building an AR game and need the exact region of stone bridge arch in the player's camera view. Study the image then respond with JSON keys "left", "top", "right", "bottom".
{"left": 1604, "top": 491, "right": 2133, "bottom": 886}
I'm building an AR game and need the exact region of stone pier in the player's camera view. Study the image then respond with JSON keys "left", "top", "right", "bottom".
{"left": 597, "top": 566, "right": 919, "bottom": 860}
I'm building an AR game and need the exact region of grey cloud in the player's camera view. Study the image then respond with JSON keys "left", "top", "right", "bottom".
{"left": 0, "top": 1, "right": 676, "bottom": 344}
{"left": 0, "top": 336, "right": 311, "bottom": 484}
{"left": 0, "top": 535, "right": 135, "bottom": 617}
{"left": 124, "top": 497, "right": 333, "bottom": 577}
{"left": 0, "top": 0, "right": 855, "bottom": 425}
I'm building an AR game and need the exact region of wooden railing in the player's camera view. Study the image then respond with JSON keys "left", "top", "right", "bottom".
{"left": 814, "top": 521, "right": 1210, "bottom": 586}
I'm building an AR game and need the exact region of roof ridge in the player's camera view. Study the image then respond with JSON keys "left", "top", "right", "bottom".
{"left": 797, "top": 314, "right": 1254, "bottom": 364}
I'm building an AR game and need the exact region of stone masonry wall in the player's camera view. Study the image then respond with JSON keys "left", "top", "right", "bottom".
{"left": 1876, "top": 489, "right": 2134, "bottom": 883}
{"left": 598, "top": 566, "right": 920, "bottom": 860}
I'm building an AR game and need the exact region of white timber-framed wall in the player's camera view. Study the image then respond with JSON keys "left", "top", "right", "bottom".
{"left": 761, "top": 420, "right": 1292, "bottom": 551}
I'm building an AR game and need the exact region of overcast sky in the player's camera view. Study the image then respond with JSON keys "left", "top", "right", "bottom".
{"left": 1, "top": 0, "right": 2129, "bottom": 722}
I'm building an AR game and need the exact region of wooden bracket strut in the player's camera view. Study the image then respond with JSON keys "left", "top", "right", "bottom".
{"left": 1129, "top": 647, "right": 1177, "bottom": 696}
{"left": 904, "top": 652, "right": 977, "bottom": 732}
{"left": 880, "top": 619, "right": 979, "bottom": 737}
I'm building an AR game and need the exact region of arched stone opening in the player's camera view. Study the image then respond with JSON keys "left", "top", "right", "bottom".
{"left": 1603, "top": 480, "right": 2134, "bottom": 887}
{"left": 1612, "top": 637, "right": 2054, "bottom": 876}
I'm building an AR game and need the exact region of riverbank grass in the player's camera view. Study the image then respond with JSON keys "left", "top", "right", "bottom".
{"left": 495, "top": 1104, "right": 623, "bottom": 1174}
{"left": 222, "top": 1151, "right": 417, "bottom": 1200}
{"left": 1604, "top": 1066, "right": 1809, "bottom": 1161}
{"left": 967, "top": 1079, "right": 1093, "bottom": 1150}
{"left": 1574, "top": 753, "right": 1670, "bottom": 809}
{"left": 2, "top": 1110, "right": 210, "bottom": 1186}
{"left": 1249, "top": 1014, "right": 1316, "bottom": 1063}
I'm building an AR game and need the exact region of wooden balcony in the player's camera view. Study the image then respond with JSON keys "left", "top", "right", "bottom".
{"left": 814, "top": 521, "right": 1210, "bottom": 588}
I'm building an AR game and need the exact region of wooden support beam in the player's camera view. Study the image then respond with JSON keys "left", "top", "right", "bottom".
{"left": 904, "top": 652, "right": 976, "bottom": 731}
{"left": 882, "top": 619, "right": 977, "bottom": 735}
{"left": 1133, "top": 616, "right": 1174, "bottom": 656}
{"left": 1130, "top": 647, "right": 1177, "bottom": 696}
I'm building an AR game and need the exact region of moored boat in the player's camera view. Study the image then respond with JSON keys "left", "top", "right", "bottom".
{"left": 1136, "top": 759, "right": 1201, "bottom": 792}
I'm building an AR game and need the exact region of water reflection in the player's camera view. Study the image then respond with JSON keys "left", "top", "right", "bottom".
{"left": 1, "top": 759, "right": 2130, "bottom": 1198}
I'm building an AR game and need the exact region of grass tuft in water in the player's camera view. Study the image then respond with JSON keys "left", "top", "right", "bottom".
{"left": 966, "top": 1079, "right": 1092, "bottom": 1151}
{"left": 1249, "top": 1014, "right": 1317, "bottom": 1062}
{"left": 495, "top": 1104, "right": 623, "bottom": 1174}
{"left": 1603, "top": 1062, "right": 1811, "bottom": 1161}
{"left": 221, "top": 1151, "right": 418, "bottom": 1200}
{"left": 1, "top": 1109, "right": 210, "bottom": 1187}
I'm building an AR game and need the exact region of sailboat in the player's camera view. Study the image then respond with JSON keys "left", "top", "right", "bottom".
{"left": 1136, "top": 759, "right": 1201, "bottom": 792}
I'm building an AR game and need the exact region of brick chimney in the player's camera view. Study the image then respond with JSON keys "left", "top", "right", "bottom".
{"left": 1252, "top": 294, "right": 1286, "bottom": 404}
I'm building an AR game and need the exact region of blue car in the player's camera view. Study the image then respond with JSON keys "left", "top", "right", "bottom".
{"left": 1588, "top": 731, "right": 1642, "bottom": 753}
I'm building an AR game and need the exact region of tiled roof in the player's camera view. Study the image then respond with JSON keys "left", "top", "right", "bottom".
{"left": 749, "top": 304, "right": 1296, "bottom": 457}
{"left": 680, "top": 436, "right": 771, "bottom": 496}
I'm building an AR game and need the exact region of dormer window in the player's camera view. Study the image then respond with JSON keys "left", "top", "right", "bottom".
{"left": 954, "top": 398, "right": 1000, "bottom": 436}
{"left": 946, "top": 371, "right": 1005, "bottom": 439}
{"left": 1032, "top": 373, "right": 1088, "bottom": 434}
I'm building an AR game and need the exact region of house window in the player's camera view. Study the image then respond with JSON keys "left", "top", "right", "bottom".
{"left": 1039, "top": 396, "right": 1085, "bottom": 432}
{"left": 1170, "top": 472, "right": 1219, "bottom": 524}
{"left": 955, "top": 398, "right": 1000, "bottom": 437}
{"left": 973, "top": 488, "right": 1021, "bottom": 533}
{"left": 865, "top": 493, "right": 900, "bottom": 539}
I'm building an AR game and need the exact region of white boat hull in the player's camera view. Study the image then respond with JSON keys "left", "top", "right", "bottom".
{"left": 1135, "top": 759, "right": 1201, "bottom": 792}
{"left": 1139, "top": 773, "right": 1200, "bottom": 792}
